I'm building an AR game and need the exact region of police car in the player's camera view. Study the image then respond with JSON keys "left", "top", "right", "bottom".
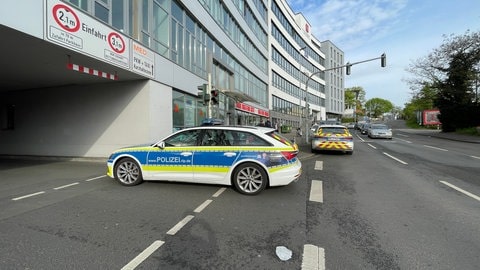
{"left": 311, "top": 124, "right": 354, "bottom": 155}
{"left": 107, "top": 126, "right": 301, "bottom": 195}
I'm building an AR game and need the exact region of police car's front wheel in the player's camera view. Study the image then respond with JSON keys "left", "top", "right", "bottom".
{"left": 233, "top": 163, "right": 268, "bottom": 195}
{"left": 114, "top": 158, "right": 143, "bottom": 186}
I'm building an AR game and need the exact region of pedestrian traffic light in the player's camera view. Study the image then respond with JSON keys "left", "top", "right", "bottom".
{"left": 197, "top": 84, "right": 209, "bottom": 105}
{"left": 210, "top": 89, "right": 219, "bottom": 105}
{"left": 346, "top": 62, "right": 352, "bottom": 75}
{"left": 381, "top": 53, "right": 386, "bottom": 67}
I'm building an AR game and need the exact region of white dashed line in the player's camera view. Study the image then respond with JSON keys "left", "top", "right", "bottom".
{"left": 314, "top": 161, "right": 323, "bottom": 170}
{"left": 367, "top": 143, "right": 377, "bottom": 149}
{"left": 53, "top": 182, "right": 80, "bottom": 190}
{"left": 194, "top": 199, "right": 213, "bottom": 213}
{"left": 302, "top": 244, "right": 325, "bottom": 270}
{"left": 310, "top": 180, "right": 323, "bottom": 203}
{"left": 166, "top": 215, "right": 195, "bottom": 235}
{"left": 85, "top": 175, "right": 106, "bottom": 181}
{"left": 395, "top": 138, "right": 412, "bottom": 143}
{"left": 12, "top": 191, "right": 46, "bottom": 201}
{"left": 470, "top": 155, "right": 480, "bottom": 160}
{"left": 440, "top": 181, "right": 480, "bottom": 202}
{"left": 383, "top": 152, "right": 408, "bottom": 165}
{"left": 121, "top": 240, "right": 165, "bottom": 270}
{"left": 423, "top": 145, "right": 448, "bottom": 152}
{"left": 212, "top": 187, "right": 227, "bottom": 197}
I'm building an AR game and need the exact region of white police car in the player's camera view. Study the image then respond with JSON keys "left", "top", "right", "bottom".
{"left": 107, "top": 126, "right": 301, "bottom": 195}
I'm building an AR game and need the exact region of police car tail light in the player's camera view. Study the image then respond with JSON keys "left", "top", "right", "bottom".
{"left": 281, "top": 151, "right": 297, "bottom": 161}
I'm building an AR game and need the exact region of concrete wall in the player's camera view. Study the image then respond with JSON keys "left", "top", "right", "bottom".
{"left": 0, "top": 80, "right": 172, "bottom": 157}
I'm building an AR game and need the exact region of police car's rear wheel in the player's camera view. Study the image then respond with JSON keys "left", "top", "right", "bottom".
{"left": 114, "top": 158, "right": 143, "bottom": 186}
{"left": 233, "top": 163, "right": 267, "bottom": 195}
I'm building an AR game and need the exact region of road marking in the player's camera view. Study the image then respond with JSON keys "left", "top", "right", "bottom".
{"left": 397, "top": 133, "right": 410, "bottom": 138}
{"left": 194, "top": 199, "right": 213, "bottom": 213}
{"left": 85, "top": 175, "right": 106, "bottom": 181}
{"left": 314, "top": 161, "right": 323, "bottom": 170}
{"left": 53, "top": 182, "right": 80, "bottom": 190}
{"left": 166, "top": 215, "right": 194, "bottom": 235}
{"left": 383, "top": 152, "right": 408, "bottom": 165}
{"left": 121, "top": 240, "right": 165, "bottom": 270}
{"left": 440, "top": 181, "right": 480, "bottom": 202}
{"left": 470, "top": 155, "right": 480, "bottom": 160}
{"left": 367, "top": 143, "right": 377, "bottom": 149}
{"left": 212, "top": 187, "right": 226, "bottom": 197}
{"left": 396, "top": 138, "right": 412, "bottom": 143}
{"left": 423, "top": 145, "right": 448, "bottom": 152}
{"left": 12, "top": 191, "right": 46, "bottom": 201}
{"left": 302, "top": 244, "right": 325, "bottom": 270}
{"left": 310, "top": 180, "right": 323, "bottom": 203}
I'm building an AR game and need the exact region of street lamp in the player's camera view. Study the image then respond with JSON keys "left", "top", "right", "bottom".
{"left": 352, "top": 89, "right": 360, "bottom": 124}
{"left": 298, "top": 46, "right": 306, "bottom": 140}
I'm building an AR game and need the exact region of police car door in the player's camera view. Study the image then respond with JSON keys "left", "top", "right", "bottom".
{"left": 147, "top": 129, "right": 199, "bottom": 181}
{"left": 193, "top": 129, "right": 239, "bottom": 184}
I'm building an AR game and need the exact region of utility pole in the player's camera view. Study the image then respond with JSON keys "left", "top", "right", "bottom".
{"left": 303, "top": 53, "right": 387, "bottom": 143}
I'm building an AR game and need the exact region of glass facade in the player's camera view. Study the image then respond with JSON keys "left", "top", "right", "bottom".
{"left": 63, "top": 0, "right": 269, "bottom": 129}
{"left": 62, "top": 0, "right": 330, "bottom": 130}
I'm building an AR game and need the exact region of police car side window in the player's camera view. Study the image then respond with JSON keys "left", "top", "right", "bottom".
{"left": 164, "top": 130, "right": 201, "bottom": 147}
{"left": 230, "top": 131, "right": 269, "bottom": 146}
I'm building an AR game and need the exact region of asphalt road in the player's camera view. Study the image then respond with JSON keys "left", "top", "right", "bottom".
{"left": 1, "top": 124, "right": 479, "bottom": 269}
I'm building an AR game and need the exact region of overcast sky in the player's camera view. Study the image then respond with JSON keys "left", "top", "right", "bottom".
{"left": 285, "top": 0, "right": 480, "bottom": 107}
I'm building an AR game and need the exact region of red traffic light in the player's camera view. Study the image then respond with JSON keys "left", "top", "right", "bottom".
{"left": 210, "top": 90, "right": 219, "bottom": 105}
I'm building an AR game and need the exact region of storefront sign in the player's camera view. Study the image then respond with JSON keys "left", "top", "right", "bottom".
{"left": 236, "top": 102, "right": 269, "bottom": 117}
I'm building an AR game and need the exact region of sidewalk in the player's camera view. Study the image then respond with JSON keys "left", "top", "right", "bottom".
{"left": 396, "top": 129, "right": 480, "bottom": 144}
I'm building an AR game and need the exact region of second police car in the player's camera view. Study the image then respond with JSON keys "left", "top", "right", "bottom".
{"left": 107, "top": 126, "right": 301, "bottom": 195}
{"left": 310, "top": 124, "right": 354, "bottom": 155}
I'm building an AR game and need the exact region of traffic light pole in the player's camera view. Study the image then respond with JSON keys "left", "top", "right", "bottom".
{"left": 304, "top": 53, "right": 386, "bottom": 143}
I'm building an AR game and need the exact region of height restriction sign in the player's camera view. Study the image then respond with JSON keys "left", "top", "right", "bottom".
{"left": 45, "top": 0, "right": 130, "bottom": 69}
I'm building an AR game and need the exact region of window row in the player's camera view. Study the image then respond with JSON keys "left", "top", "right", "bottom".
{"left": 271, "top": 47, "right": 324, "bottom": 94}
{"left": 199, "top": 0, "right": 268, "bottom": 73}
{"left": 231, "top": 0, "right": 268, "bottom": 47}
{"left": 271, "top": 23, "right": 321, "bottom": 78}
{"left": 270, "top": 0, "right": 324, "bottom": 66}
{"left": 271, "top": 96, "right": 303, "bottom": 117}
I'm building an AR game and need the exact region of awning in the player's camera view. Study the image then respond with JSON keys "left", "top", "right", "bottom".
{"left": 221, "top": 89, "right": 258, "bottom": 103}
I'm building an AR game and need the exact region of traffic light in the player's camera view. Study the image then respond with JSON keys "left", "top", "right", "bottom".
{"left": 210, "top": 89, "right": 219, "bottom": 105}
{"left": 197, "top": 84, "right": 209, "bottom": 105}
{"left": 381, "top": 53, "right": 386, "bottom": 67}
{"left": 346, "top": 62, "right": 351, "bottom": 75}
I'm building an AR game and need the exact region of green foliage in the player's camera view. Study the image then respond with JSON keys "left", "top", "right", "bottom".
{"left": 365, "top": 98, "right": 394, "bottom": 118}
{"left": 405, "top": 30, "right": 480, "bottom": 132}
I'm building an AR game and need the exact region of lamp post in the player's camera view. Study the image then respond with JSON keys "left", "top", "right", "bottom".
{"left": 352, "top": 89, "right": 360, "bottom": 124}
{"left": 298, "top": 46, "right": 306, "bottom": 141}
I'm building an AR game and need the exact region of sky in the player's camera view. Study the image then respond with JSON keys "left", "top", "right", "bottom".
{"left": 285, "top": 0, "right": 480, "bottom": 108}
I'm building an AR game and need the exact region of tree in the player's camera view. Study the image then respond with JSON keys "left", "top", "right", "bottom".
{"left": 365, "top": 98, "right": 394, "bottom": 118}
{"left": 345, "top": 86, "right": 366, "bottom": 116}
{"left": 403, "top": 84, "right": 438, "bottom": 124}
{"left": 406, "top": 30, "right": 480, "bottom": 131}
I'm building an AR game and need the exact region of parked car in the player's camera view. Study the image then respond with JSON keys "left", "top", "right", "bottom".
{"left": 360, "top": 123, "right": 371, "bottom": 134}
{"left": 311, "top": 125, "right": 354, "bottom": 155}
{"left": 367, "top": 124, "right": 393, "bottom": 139}
{"left": 346, "top": 122, "right": 355, "bottom": 129}
{"left": 107, "top": 126, "right": 301, "bottom": 195}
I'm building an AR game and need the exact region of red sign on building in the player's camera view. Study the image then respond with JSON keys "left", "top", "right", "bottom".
{"left": 235, "top": 103, "right": 269, "bottom": 117}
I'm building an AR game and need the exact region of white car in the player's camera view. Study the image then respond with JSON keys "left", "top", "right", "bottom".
{"left": 107, "top": 126, "right": 302, "bottom": 195}
{"left": 367, "top": 124, "right": 393, "bottom": 139}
